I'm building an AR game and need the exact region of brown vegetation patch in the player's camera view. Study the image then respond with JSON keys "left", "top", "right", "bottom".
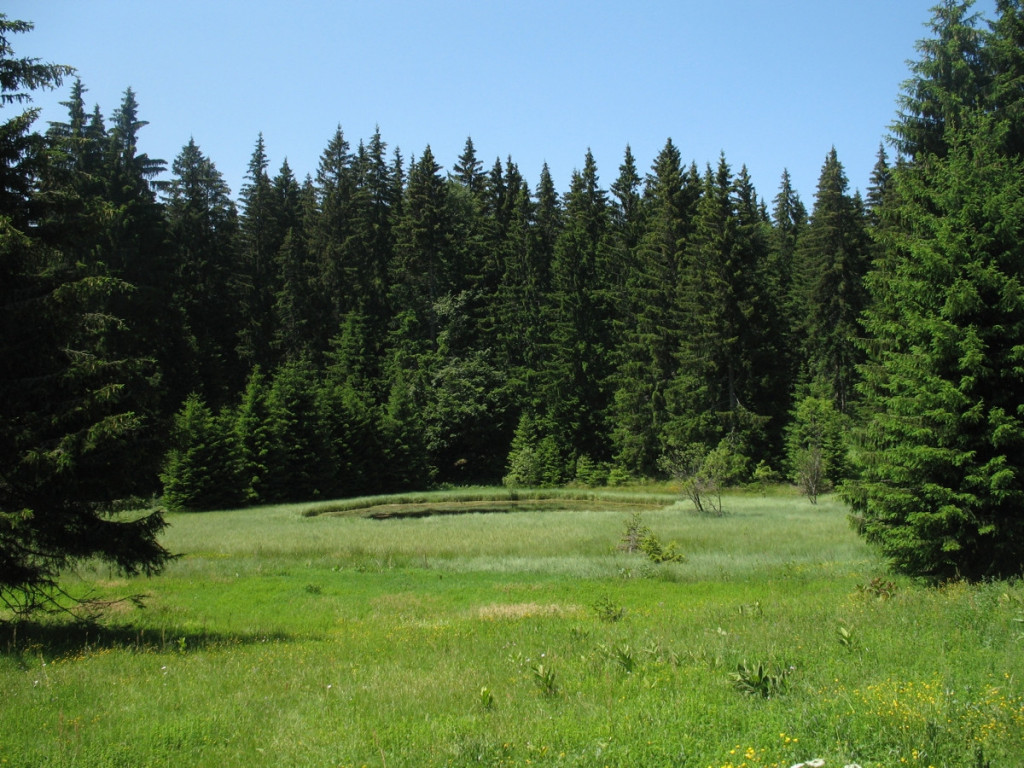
{"left": 356, "top": 499, "right": 663, "bottom": 520}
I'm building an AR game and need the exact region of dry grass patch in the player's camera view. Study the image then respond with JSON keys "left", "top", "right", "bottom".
{"left": 477, "top": 602, "right": 583, "bottom": 620}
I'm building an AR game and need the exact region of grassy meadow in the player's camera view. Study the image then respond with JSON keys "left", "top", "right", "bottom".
{"left": 2, "top": 488, "right": 1023, "bottom": 767}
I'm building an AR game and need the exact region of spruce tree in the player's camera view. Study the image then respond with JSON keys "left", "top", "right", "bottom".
{"left": 346, "top": 127, "right": 398, "bottom": 371}
{"left": 164, "top": 138, "right": 240, "bottom": 404}
{"left": 732, "top": 164, "right": 788, "bottom": 461}
{"left": 609, "top": 140, "right": 697, "bottom": 477}
{"left": 311, "top": 125, "right": 358, "bottom": 337}
{"left": 666, "top": 156, "right": 746, "bottom": 452}
{"left": 321, "top": 312, "right": 385, "bottom": 495}
{"left": 1, "top": 16, "right": 168, "bottom": 612}
{"left": 161, "top": 394, "right": 244, "bottom": 511}
{"left": 541, "top": 150, "right": 613, "bottom": 473}
{"left": 236, "top": 135, "right": 282, "bottom": 371}
{"left": 768, "top": 168, "right": 807, "bottom": 399}
{"left": 791, "top": 148, "right": 870, "bottom": 413}
{"left": 851, "top": 116, "right": 1024, "bottom": 579}
{"left": 848, "top": 1, "right": 1024, "bottom": 579}
{"left": 496, "top": 172, "right": 544, "bottom": 394}
{"left": 451, "top": 136, "right": 484, "bottom": 196}
{"left": 261, "top": 358, "right": 332, "bottom": 502}
{"left": 390, "top": 146, "right": 453, "bottom": 348}
{"left": 985, "top": 0, "right": 1024, "bottom": 156}
{"left": 892, "top": 0, "right": 988, "bottom": 160}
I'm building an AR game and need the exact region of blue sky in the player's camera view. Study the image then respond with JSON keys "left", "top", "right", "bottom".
{"left": 6, "top": 1, "right": 997, "bottom": 207}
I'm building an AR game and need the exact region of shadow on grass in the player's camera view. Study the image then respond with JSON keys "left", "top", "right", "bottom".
{"left": 0, "top": 619, "right": 295, "bottom": 661}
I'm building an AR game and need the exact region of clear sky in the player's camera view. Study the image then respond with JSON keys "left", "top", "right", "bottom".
{"left": 5, "top": 1, "right": 998, "bottom": 207}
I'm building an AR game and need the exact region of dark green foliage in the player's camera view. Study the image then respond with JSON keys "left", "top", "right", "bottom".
{"left": 161, "top": 395, "right": 244, "bottom": 511}
{"left": 235, "top": 135, "right": 282, "bottom": 371}
{"left": 540, "top": 151, "right": 614, "bottom": 469}
{"left": 164, "top": 138, "right": 240, "bottom": 405}
{"left": 847, "top": 0, "right": 1024, "bottom": 580}
{"left": 785, "top": 377, "right": 850, "bottom": 502}
{"left": 849, "top": 118, "right": 1024, "bottom": 580}
{"left": 609, "top": 141, "right": 698, "bottom": 477}
{"left": 391, "top": 146, "right": 455, "bottom": 346}
{"left": 986, "top": 0, "right": 1024, "bottom": 156}
{"left": 791, "top": 148, "right": 871, "bottom": 413}
{"left": 379, "top": 370, "right": 434, "bottom": 491}
{"left": 273, "top": 216, "right": 321, "bottom": 363}
{"left": 665, "top": 156, "right": 779, "bottom": 465}
{"left": 31, "top": 3, "right": 1024, "bottom": 537}
{"left": 892, "top": 0, "right": 988, "bottom": 160}
{"left": 233, "top": 366, "right": 275, "bottom": 504}
{"left": 1, "top": 16, "right": 168, "bottom": 612}
{"left": 318, "top": 371, "right": 381, "bottom": 498}
{"left": 424, "top": 350, "right": 515, "bottom": 484}
{"left": 503, "top": 410, "right": 570, "bottom": 488}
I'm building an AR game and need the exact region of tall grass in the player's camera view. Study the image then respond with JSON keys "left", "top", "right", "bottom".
{"left": 2, "top": 489, "right": 1022, "bottom": 767}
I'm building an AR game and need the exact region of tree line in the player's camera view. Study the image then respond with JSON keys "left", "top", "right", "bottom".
{"left": 158, "top": 131, "right": 876, "bottom": 502}
{"left": 3, "top": 1, "right": 1023, "bottom": 613}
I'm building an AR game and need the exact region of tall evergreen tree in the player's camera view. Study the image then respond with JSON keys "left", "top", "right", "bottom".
{"left": 533, "top": 163, "right": 561, "bottom": 290}
{"left": 273, "top": 216, "right": 320, "bottom": 363}
{"left": 732, "top": 164, "right": 788, "bottom": 460}
{"left": 607, "top": 144, "right": 644, "bottom": 296}
{"left": 1, "top": 16, "right": 168, "bottom": 612}
{"left": 451, "top": 136, "right": 484, "bottom": 196}
{"left": 390, "top": 145, "right": 453, "bottom": 350}
{"left": 235, "top": 134, "right": 281, "bottom": 371}
{"left": 609, "top": 140, "right": 698, "bottom": 476}
{"left": 666, "top": 156, "right": 743, "bottom": 451}
{"left": 541, "top": 150, "right": 613, "bottom": 471}
{"left": 311, "top": 125, "right": 357, "bottom": 338}
{"left": 496, "top": 171, "right": 544, "bottom": 392}
{"left": 768, "top": 168, "right": 807, "bottom": 389}
{"left": 161, "top": 394, "right": 244, "bottom": 511}
{"left": 792, "top": 148, "right": 870, "bottom": 413}
{"left": 892, "top": 0, "right": 988, "bottom": 160}
{"left": 164, "top": 138, "right": 240, "bottom": 404}
{"left": 321, "top": 311, "right": 385, "bottom": 496}
{"left": 850, "top": 114, "right": 1024, "bottom": 579}
{"left": 985, "top": 0, "right": 1024, "bottom": 156}
{"left": 849, "top": 0, "right": 1024, "bottom": 579}
{"left": 233, "top": 366, "right": 274, "bottom": 504}
{"left": 261, "top": 358, "right": 332, "bottom": 502}
{"left": 864, "top": 144, "right": 893, "bottom": 227}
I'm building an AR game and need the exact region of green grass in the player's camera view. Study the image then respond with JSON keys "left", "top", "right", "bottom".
{"left": 2, "top": 489, "right": 1023, "bottom": 767}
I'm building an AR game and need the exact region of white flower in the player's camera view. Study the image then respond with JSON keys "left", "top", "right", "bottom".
{"left": 807, "top": 761, "right": 825, "bottom": 768}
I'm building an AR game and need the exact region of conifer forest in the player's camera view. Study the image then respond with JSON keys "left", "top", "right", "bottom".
{"left": 3, "top": 1, "right": 1024, "bottom": 609}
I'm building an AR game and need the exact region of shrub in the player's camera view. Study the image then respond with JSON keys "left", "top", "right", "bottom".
{"left": 618, "top": 512, "right": 685, "bottom": 563}
{"left": 659, "top": 439, "right": 744, "bottom": 515}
